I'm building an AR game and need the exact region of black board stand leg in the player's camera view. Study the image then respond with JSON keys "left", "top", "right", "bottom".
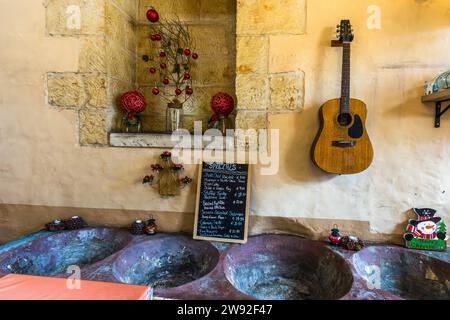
{"left": 436, "top": 101, "right": 441, "bottom": 128}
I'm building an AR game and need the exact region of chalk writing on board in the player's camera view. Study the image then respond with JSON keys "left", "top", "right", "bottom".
{"left": 195, "top": 162, "right": 250, "bottom": 243}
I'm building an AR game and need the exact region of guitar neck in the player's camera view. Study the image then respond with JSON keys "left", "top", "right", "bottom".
{"left": 340, "top": 42, "right": 351, "bottom": 114}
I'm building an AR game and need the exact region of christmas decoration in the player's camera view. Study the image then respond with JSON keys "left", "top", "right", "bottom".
{"left": 141, "top": 8, "right": 199, "bottom": 132}
{"left": 144, "top": 217, "right": 158, "bottom": 235}
{"left": 328, "top": 225, "right": 342, "bottom": 245}
{"left": 65, "top": 216, "right": 87, "bottom": 230}
{"left": 142, "top": 151, "right": 192, "bottom": 198}
{"left": 211, "top": 92, "right": 235, "bottom": 116}
{"left": 404, "top": 208, "right": 447, "bottom": 251}
{"left": 208, "top": 92, "right": 235, "bottom": 135}
{"left": 146, "top": 8, "right": 160, "bottom": 23}
{"left": 152, "top": 87, "right": 160, "bottom": 95}
{"left": 121, "top": 91, "right": 147, "bottom": 132}
{"left": 340, "top": 236, "right": 365, "bottom": 251}
{"left": 45, "top": 219, "right": 66, "bottom": 232}
{"left": 130, "top": 220, "right": 146, "bottom": 235}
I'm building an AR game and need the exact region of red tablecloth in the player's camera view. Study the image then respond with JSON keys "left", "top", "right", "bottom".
{"left": 0, "top": 274, "right": 152, "bottom": 300}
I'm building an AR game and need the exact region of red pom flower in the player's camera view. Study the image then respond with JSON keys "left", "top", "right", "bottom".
{"left": 151, "top": 164, "right": 163, "bottom": 172}
{"left": 161, "top": 151, "right": 172, "bottom": 159}
{"left": 121, "top": 91, "right": 147, "bottom": 114}
{"left": 211, "top": 92, "right": 235, "bottom": 116}
{"left": 172, "top": 164, "right": 184, "bottom": 171}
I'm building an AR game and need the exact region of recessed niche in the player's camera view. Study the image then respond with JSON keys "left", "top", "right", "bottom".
{"left": 45, "top": 0, "right": 305, "bottom": 148}
{"left": 112, "top": 0, "right": 237, "bottom": 136}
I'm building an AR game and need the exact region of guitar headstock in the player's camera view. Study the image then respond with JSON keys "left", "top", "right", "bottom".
{"left": 336, "top": 20, "right": 354, "bottom": 43}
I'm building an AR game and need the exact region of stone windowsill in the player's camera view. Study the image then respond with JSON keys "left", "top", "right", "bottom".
{"left": 109, "top": 132, "right": 235, "bottom": 150}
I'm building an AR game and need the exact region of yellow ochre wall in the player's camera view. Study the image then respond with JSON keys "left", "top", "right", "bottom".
{"left": 0, "top": 0, "right": 449, "bottom": 244}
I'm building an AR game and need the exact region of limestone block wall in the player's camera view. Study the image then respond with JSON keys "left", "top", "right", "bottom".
{"left": 234, "top": 0, "right": 306, "bottom": 147}
{"left": 45, "top": 0, "right": 137, "bottom": 146}
{"left": 136, "top": 0, "right": 237, "bottom": 133}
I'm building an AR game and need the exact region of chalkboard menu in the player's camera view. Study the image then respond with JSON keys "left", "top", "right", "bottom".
{"left": 193, "top": 162, "right": 251, "bottom": 244}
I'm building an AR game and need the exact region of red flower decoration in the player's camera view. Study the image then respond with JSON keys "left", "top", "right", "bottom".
{"left": 184, "top": 49, "right": 191, "bottom": 56}
{"left": 192, "top": 53, "right": 199, "bottom": 60}
{"left": 152, "top": 87, "right": 160, "bottom": 95}
{"left": 162, "top": 79, "right": 170, "bottom": 85}
{"left": 121, "top": 91, "right": 147, "bottom": 114}
{"left": 211, "top": 92, "right": 235, "bottom": 116}
{"left": 161, "top": 151, "right": 172, "bottom": 158}
{"left": 186, "top": 87, "right": 193, "bottom": 95}
{"left": 180, "top": 176, "right": 193, "bottom": 185}
{"left": 172, "top": 164, "right": 184, "bottom": 171}
{"left": 175, "top": 89, "right": 182, "bottom": 95}
{"left": 151, "top": 164, "right": 163, "bottom": 172}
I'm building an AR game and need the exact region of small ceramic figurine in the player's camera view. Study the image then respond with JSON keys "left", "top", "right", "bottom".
{"left": 144, "top": 217, "right": 158, "bottom": 235}
{"left": 65, "top": 216, "right": 87, "bottom": 230}
{"left": 328, "top": 226, "right": 342, "bottom": 245}
{"left": 45, "top": 219, "right": 66, "bottom": 232}
{"left": 130, "top": 220, "right": 145, "bottom": 235}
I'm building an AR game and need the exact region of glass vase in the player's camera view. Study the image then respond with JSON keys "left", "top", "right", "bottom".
{"left": 166, "top": 101, "right": 183, "bottom": 133}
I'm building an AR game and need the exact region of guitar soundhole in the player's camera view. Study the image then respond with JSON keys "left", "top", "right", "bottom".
{"left": 337, "top": 113, "right": 352, "bottom": 127}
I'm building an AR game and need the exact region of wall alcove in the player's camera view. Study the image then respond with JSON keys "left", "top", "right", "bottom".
{"left": 45, "top": 0, "right": 306, "bottom": 149}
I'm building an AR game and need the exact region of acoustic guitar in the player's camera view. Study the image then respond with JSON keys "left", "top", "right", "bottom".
{"left": 311, "top": 20, "right": 373, "bottom": 174}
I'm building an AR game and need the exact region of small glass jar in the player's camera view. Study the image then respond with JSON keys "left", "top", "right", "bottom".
{"left": 166, "top": 101, "right": 183, "bottom": 133}
{"left": 435, "top": 70, "right": 450, "bottom": 91}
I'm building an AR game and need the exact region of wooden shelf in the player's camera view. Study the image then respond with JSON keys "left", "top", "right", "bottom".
{"left": 422, "top": 89, "right": 450, "bottom": 128}
{"left": 422, "top": 88, "right": 450, "bottom": 103}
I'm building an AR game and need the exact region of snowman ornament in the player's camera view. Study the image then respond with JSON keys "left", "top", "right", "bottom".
{"left": 404, "top": 208, "right": 447, "bottom": 251}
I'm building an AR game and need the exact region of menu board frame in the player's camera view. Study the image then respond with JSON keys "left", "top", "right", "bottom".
{"left": 193, "top": 162, "right": 251, "bottom": 244}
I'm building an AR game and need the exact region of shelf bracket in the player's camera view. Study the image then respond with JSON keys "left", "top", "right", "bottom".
{"left": 435, "top": 100, "right": 450, "bottom": 128}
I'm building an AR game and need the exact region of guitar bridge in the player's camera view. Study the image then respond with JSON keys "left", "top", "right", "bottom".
{"left": 332, "top": 141, "right": 357, "bottom": 148}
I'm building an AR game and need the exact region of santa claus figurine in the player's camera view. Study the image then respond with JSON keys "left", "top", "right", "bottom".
{"left": 404, "top": 208, "right": 447, "bottom": 241}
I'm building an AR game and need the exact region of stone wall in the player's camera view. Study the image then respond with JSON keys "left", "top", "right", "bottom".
{"left": 136, "top": 0, "right": 237, "bottom": 133}
{"left": 234, "top": 0, "right": 306, "bottom": 148}
{"left": 45, "top": 0, "right": 137, "bottom": 146}
{"left": 1, "top": 0, "right": 450, "bottom": 244}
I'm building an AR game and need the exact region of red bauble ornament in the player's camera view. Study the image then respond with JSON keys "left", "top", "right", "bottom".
{"left": 192, "top": 53, "right": 199, "bottom": 60}
{"left": 211, "top": 92, "right": 235, "bottom": 116}
{"left": 184, "top": 49, "right": 191, "bottom": 56}
{"left": 183, "top": 73, "right": 191, "bottom": 80}
{"left": 159, "top": 51, "right": 166, "bottom": 58}
{"left": 175, "top": 89, "right": 182, "bottom": 95}
{"left": 152, "top": 87, "right": 160, "bottom": 95}
{"left": 186, "top": 88, "right": 193, "bottom": 95}
{"left": 160, "top": 63, "right": 167, "bottom": 69}
{"left": 151, "top": 34, "right": 161, "bottom": 41}
{"left": 162, "top": 79, "right": 170, "bottom": 85}
{"left": 149, "top": 67, "right": 157, "bottom": 74}
{"left": 121, "top": 91, "right": 147, "bottom": 114}
{"left": 146, "top": 8, "right": 160, "bottom": 23}
{"left": 328, "top": 227, "right": 342, "bottom": 246}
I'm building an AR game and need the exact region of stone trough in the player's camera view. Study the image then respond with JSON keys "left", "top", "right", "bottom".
{"left": 0, "top": 228, "right": 448, "bottom": 300}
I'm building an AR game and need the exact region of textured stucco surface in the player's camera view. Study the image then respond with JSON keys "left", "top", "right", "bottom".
{"left": 0, "top": 0, "right": 450, "bottom": 243}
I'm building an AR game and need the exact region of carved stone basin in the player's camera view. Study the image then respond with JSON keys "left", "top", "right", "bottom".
{"left": 0, "top": 228, "right": 132, "bottom": 276}
{"left": 112, "top": 235, "right": 220, "bottom": 289}
{"left": 352, "top": 246, "right": 450, "bottom": 300}
{"left": 224, "top": 235, "right": 354, "bottom": 300}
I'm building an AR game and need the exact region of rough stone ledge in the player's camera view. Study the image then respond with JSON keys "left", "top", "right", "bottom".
{"left": 110, "top": 133, "right": 235, "bottom": 150}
